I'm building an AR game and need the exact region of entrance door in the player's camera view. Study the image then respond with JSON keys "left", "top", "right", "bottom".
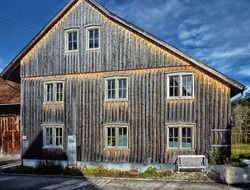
{"left": 0, "top": 114, "right": 20, "bottom": 156}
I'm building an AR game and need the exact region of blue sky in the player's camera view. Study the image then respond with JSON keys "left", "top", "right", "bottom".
{"left": 0, "top": 0, "right": 249, "bottom": 88}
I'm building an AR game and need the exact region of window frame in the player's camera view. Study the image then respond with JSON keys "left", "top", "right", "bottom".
{"left": 44, "top": 81, "right": 64, "bottom": 104}
{"left": 65, "top": 28, "right": 79, "bottom": 53}
{"left": 166, "top": 123, "right": 195, "bottom": 150}
{"left": 104, "top": 124, "right": 128, "bottom": 149}
{"left": 167, "top": 72, "right": 194, "bottom": 99}
{"left": 86, "top": 26, "right": 101, "bottom": 50}
{"left": 42, "top": 124, "right": 64, "bottom": 149}
{"left": 105, "top": 77, "right": 128, "bottom": 101}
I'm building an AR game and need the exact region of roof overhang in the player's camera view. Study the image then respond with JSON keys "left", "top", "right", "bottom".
{"left": 0, "top": 0, "right": 246, "bottom": 97}
{"left": 0, "top": 103, "right": 20, "bottom": 106}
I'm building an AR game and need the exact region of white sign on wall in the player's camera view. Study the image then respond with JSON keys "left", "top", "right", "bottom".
{"left": 67, "top": 135, "right": 77, "bottom": 168}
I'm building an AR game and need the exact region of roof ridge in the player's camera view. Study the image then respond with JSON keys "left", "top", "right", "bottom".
{"left": 0, "top": 0, "right": 245, "bottom": 95}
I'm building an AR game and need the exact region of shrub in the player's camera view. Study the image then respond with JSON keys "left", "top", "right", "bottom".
{"left": 208, "top": 148, "right": 228, "bottom": 165}
{"left": 62, "top": 168, "right": 83, "bottom": 176}
{"left": 36, "top": 160, "right": 64, "bottom": 175}
{"left": 141, "top": 167, "right": 159, "bottom": 178}
{"left": 159, "top": 170, "right": 172, "bottom": 177}
{"left": 81, "top": 165, "right": 109, "bottom": 177}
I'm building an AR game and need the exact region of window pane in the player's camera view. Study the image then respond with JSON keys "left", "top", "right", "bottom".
{"left": 169, "top": 128, "right": 179, "bottom": 148}
{"left": 107, "top": 127, "right": 116, "bottom": 146}
{"left": 89, "top": 29, "right": 99, "bottom": 49}
{"left": 107, "top": 79, "right": 116, "bottom": 99}
{"left": 68, "top": 42, "right": 72, "bottom": 51}
{"left": 55, "top": 83, "right": 63, "bottom": 102}
{"left": 73, "top": 32, "right": 77, "bottom": 41}
{"left": 46, "top": 83, "right": 53, "bottom": 102}
{"left": 94, "top": 39, "right": 99, "bottom": 48}
{"left": 55, "top": 128, "right": 63, "bottom": 146}
{"left": 118, "top": 127, "right": 127, "bottom": 147}
{"left": 182, "top": 75, "right": 193, "bottom": 97}
{"left": 118, "top": 79, "right": 127, "bottom": 99}
{"left": 67, "top": 31, "right": 78, "bottom": 51}
{"left": 169, "top": 76, "right": 179, "bottom": 97}
{"left": 182, "top": 127, "right": 192, "bottom": 148}
{"left": 73, "top": 42, "right": 77, "bottom": 50}
{"left": 95, "top": 30, "right": 99, "bottom": 38}
{"left": 89, "top": 39, "right": 94, "bottom": 49}
{"left": 89, "top": 30, "right": 94, "bottom": 39}
{"left": 68, "top": 33, "right": 73, "bottom": 41}
{"left": 45, "top": 128, "right": 53, "bottom": 146}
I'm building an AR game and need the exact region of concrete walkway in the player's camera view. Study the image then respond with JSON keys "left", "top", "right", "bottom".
{"left": 0, "top": 174, "right": 249, "bottom": 190}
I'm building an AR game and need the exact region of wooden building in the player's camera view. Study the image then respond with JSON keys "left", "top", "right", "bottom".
{"left": 1, "top": 0, "right": 245, "bottom": 167}
{"left": 0, "top": 77, "right": 20, "bottom": 156}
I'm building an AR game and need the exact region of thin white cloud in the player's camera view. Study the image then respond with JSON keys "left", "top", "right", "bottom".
{"left": 178, "top": 25, "right": 211, "bottom": 40}
{"left": 209, "top": 44, "right": 250, "bottom": 59}
{"left": 238, "top": 66, "right": 250, "bottom": 77}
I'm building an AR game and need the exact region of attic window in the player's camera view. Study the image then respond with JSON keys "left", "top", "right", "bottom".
{"left": 86, "top": 26, "right": 100, "bottom": 50}
{"left": 65, "top": 29, "right": 78, "bottom": 52}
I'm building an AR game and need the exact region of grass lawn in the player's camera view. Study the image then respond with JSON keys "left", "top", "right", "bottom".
{"left": 231, "top": 143, "right": 250, "bottom": 159}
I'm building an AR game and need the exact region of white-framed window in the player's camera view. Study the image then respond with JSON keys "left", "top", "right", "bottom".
{"left": 44, "top": 81, "right": 64, "bottom": 103}
{"left": 86, "top": 26, "right": 100, "bottom": 50}
{"left": 43, "top": 125, "right": 64, "bottom": 148}
{"left": 167, "top": 73, "right": 194, "bottom": 98}
{"left": 166, "top": 123, "right": 195, "bottom": 150}
{"left": 65, "top": 29, "right": 78, "bottom": 52}
{"left": 105, "top": 125, "right": 128, "bottom": 149}
{"left": 105, "top": 77, "right": 128, "bottom": 100}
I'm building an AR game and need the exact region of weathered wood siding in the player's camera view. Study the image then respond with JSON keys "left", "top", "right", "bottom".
{"left": 21, "top": 66, "right": 231, "bottom": 163}
{"left": 20, "top": 0, "right": 232, "bottom": 163}
{"left": 20, "top": 0, "right": 188, "bottom": 78}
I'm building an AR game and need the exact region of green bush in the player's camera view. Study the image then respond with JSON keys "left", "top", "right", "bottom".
{"left": 81, "top": 165, "right": 109, "bottom": 177}
{"left": 208, "top": 148, "right": 228, "bottom": 165}
{"left": 141, "top": 167, "right": 159, "bottom": 178}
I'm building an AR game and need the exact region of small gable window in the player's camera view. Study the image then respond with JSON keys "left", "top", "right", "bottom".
{"left": 65, "top": 29, "right": 78, "bottom": 52}
{"left": 167, "top": 73, "right": 194, "bottom": 98}
{"left": 86, "top": 26, "right": 100, "bottom": 50}
{"left": 44, "top": 81, "right": 64, "bottom": 103}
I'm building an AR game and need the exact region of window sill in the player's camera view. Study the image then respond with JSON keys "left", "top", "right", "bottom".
{"left": 104, "top": 99, "right": 128, "bottom": 102}
{"left": 64, "top": 50, "right": 79, "bottom": 54}
{"left": 104, "top": 147, "right": 129, "bottom": 151}
{"left": 166, "top": 97, "right": 195, "bottom": 101}
{"left": 166, "top": 148, "right": 195, "bottom": 151}
{"left": 42, "top": 146, "right": 64, "bottom": 149}
{"left": 43, "top": 102, "right": 64, "bottom": 105}
{"left": 86, "top": 48, "right": 101, "bottom": 51}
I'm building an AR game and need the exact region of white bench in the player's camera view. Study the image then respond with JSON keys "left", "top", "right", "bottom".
{"left": 174, "top": 155, "right": 208, "bottom": 173}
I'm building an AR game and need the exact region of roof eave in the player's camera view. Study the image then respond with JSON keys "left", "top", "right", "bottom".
{"left": 0, "top": 0, "right": 79, "bottom": 78}
{"left": 1, "top": 0, "right": 246, "bottom": 95}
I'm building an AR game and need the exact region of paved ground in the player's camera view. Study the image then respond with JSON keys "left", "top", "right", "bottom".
{"left": 0, "top": 174, "right": 249, "bottom": 190}
{"left": 0, "top": 160, "right": 21, "bottom": 170}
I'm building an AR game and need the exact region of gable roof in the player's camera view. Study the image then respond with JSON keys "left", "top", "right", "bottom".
{"left": 0, "top": 78, "right": 20, "bottom": 105}
{"left": 0, "top": 0, "right": 245, "bottom": 96}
